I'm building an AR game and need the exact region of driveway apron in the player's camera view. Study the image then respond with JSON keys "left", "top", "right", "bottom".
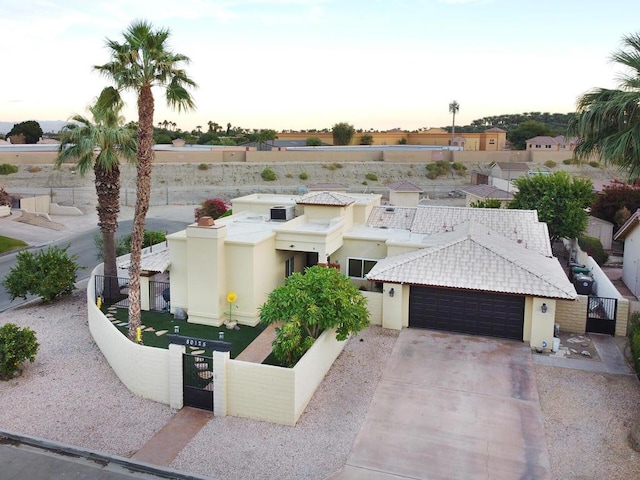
{"left": 332, "top": 329, "right": 550, "bottom": 480}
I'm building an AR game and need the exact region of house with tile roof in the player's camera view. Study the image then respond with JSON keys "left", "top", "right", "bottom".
{"left": 163, "top": 190, "right": 576, "bottom": 351}
{"left": 459, "top": 184, "right": 514, "bottom": 207}
{"left": 526, "top": 135, "right": 576, "bottom": 152}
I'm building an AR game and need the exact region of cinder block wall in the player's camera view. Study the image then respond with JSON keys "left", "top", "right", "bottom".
{"left": 555, "top": 296, "right": 588, "bottom": 334}
{"left": 616, "top": 298, "right": 629, "bottom": 337}
{"left": 362, "top": 291, "right": 382, "bottom": 326}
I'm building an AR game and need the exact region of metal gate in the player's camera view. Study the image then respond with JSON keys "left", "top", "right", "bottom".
{"left": 183, "top": 353, "right": 214, "bottom": 411}
{"left": 586, "top": 296, "right": 617, "bottom": 336}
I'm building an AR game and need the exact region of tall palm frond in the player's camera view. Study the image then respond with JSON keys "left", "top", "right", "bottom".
{"left": 570, "top": 33, "right": 640, "bottom": 178}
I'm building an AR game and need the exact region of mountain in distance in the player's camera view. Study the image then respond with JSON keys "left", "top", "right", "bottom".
{"left": 0, "top": 120, "right": 69, "bottom": 135}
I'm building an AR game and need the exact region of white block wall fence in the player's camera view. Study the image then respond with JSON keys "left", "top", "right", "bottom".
{"left": 88, "top": 265, "right": 350, "bottom": 425}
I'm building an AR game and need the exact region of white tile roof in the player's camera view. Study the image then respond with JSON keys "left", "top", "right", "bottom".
{"left": 377, "top": 205, "right": 551, "bottom": 256}
{"left": 386, "top": 180, "right": 422, "bottom": 192}
{"left": 460, "top": 185, "right": 514, "bottom": 200}
{"left": 297, "top": 191, "right": 355, "bottom": 206}
{"left": 366, "top": 206, "right": 417, "bottom": 230}
{"left": 117, "top": 246, "right": 170, "bottom": 273}
{"left": 366, "top": 221, "right": 576, "bottom": 300}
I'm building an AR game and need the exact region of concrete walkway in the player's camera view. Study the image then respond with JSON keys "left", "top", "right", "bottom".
{"left": 132, "top": 408, "right": 212, "bottom": 467}
{"left": 235, "top": 323, "right": 279, "bottom": 363}
{"left": 533, "top": 332, "right": 635, "bottom": 375}
{"left": 331, "top": 330, "right": 551, "bottom": 480}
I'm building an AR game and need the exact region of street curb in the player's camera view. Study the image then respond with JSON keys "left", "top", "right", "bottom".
{"left": 0, "top": 428, "right": 214, "bottom": 480}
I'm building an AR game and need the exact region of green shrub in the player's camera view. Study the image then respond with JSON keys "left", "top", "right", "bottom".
{"left": 95, "top": 230, "right": 168, "bottom": 261}
{"left": 306, "top": 137, "right": 322, "bottom": 146}
{"left": 544, "top": 160, "right": 557, "bottom": 168}
{"left": 577, "top": 235, "right": 609, "bottom": 266}
{"left": 562, "top": 158, "right": 577, "bottom": 165}
{"left": 194, "top": 198, "right": 228, "bottom": 221}
{"left": 425, "top": 160, "right": 451, "bottom": 178}
{"left": 261, "top": 167, "right": 277, "bottom": 181}
{"left": 197, "top": 163, "right": 210, "bottom": 171}
{"left": 2, "top": 246, "right": 80, "bottom": 302}
{"left": 365, "top": 173, "right": 378, "bottom": 181}
{"left": 407, "top": 170, "right": 413, "bottom": 177}
{"left": 589, "top": 161, "right": 600, "bottom": 168}
{"left": 0, "top": 323, "right": 39, "bottom": 380}
{"left": 0, "top": 164, "right": 18, "bottom": 175}
{"left": 299, "top": 172, "right": 308, "bottom": 180}
{"left": 322, "top": 163, "right": 343, "bottom": 171}
{"left": 362, "top": 181, "right": 368, "bottom": 185}
{"left": 219, "top": 209, "right": 232, "bottom": 218}
{"left": 0, "top": 188, "right": 10, "bottom": 206}
{"left": 632, "top": 334, "right": 640, "bottom": 374}
{"left": 452, "top": 162, "right": 467, "bottom": 172}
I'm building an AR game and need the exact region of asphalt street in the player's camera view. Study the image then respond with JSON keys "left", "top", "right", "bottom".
{"left": 0, "top": 206, "right": 196, "bottom": 312}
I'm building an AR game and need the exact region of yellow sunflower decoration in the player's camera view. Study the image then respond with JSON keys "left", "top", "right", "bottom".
{"left": 227, "top": 291, "right": 238, "bottom": 303}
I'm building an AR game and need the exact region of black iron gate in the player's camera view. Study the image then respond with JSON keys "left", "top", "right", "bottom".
{"left": 586, "top": 296, "right": 617, "bottom": 336}
{"left": 183, "top": 353, "right": 214, "bottom": 411}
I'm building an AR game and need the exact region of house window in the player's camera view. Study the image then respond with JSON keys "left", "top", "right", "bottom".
{"left": 545, "top": 145, "right": 552, "bottom": 149}
{"left": 347, "top": 258, "right": 377, "bottom": 278}
{"left": 535, "top": 144, "right": 541, "bottom": 148}
{"left": 489, "top": 139, "right": 495, "bottom": 145}
{"left": 285, "top": 256, "right": 295, "bottom": 277}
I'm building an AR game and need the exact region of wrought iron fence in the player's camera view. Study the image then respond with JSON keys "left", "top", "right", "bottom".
{"left": 94, "top": 275, "right": 170, "bottom": 312}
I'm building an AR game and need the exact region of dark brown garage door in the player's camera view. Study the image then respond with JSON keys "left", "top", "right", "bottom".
{"left": 409, "top": 286, "right": 524, "bottom": 341}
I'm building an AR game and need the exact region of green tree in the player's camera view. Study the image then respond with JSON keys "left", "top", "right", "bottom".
{"left": 7, "top": 120, "right": 43, "bottom": 144}
{"left": 509, "top": 171, "right": 595, "bottom": 243}
{"left": 260, "top": 266, "right": 369, "bottom": 367}
{"left": 95, "top": 20, "right": 197, "bottom": 340}
{"left": 360, "top": 134, "right": 374, "bottom": 145}
{"left": 0, "top": 323, "right": 39, "bottom": 380}
{"left": 332, "top": 122, "right": 355, "bottom": 146}
{"left": 57, "top": 87, "right": 136, "bottom": 287}
{"left": 2, "top": 246, "right": 81, "bottom": 302}
{"left": 571, "top": 33, "right": 640, "bottom": 178}
{"left": 306, "top": 137, "right": 322, "bottom": 146}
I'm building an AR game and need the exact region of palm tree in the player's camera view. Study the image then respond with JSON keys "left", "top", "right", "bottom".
{"left": 95, "top": 20, "right": 197, "bottom": 340}
{"left": 449, "top": 100, "right": 459, "bottom": 147}
{"left": 570, "top": 33, "right": 640, "bottom": 178}
{"left": 57, "top": 87, "right": 136, "bottom": 298}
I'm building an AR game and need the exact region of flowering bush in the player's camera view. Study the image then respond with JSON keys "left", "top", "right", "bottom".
{"left": 194, "top": 198, "right": 228, "bottom": 221}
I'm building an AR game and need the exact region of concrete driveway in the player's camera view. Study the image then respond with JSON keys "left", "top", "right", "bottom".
{"left": 331, "top": 329, "right": 551, "bottom": 480}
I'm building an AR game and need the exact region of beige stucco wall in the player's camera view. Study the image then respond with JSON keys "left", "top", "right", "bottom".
{"left": 87, "top": 265, "right": 171, "bottom": 405}
{"left": 389, "top": 191, "right": 421, "bottom": 207}
{"left": 225, "top": 328, "right": 346, "bottom": 426}
{"left": 528, "top": 297, "right": 556, "bottom": 350}
{"left": 20, "top": 194, "right": 50, "bottom": 213}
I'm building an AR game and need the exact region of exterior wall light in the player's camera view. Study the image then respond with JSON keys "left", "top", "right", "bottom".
{"left": 541, "top": 303, "right": 548, "bottom": 313}
{"left": 389, "top": 288, "right": 395, "bottom": 298}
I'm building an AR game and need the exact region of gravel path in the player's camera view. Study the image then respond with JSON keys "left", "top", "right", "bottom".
{"left": 2, "top": 290, "right": 640, "bottom": 480}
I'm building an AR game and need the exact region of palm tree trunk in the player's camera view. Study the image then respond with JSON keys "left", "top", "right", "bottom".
{"left": 127, "top": 85, "right": 155, "bottom": 340}
{"left": 95, "top": 163, "right": 121, "bottom": 301}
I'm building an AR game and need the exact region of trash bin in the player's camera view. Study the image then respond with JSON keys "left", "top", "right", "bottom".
{"left": 574, "top": 274, "right": 594, "bottom": 295}
{"left": 570, "top": 266, "right": 590, "bottom": 281}
{"left": 552, "top": 337, "right": 560, "bottom": 353}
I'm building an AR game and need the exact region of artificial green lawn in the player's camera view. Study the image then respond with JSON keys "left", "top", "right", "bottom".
{"left": 0, "top": 235, "right": 27, "bottom": 255}
{"left": 103, "top": 306, "right": 266, "bottom": 359}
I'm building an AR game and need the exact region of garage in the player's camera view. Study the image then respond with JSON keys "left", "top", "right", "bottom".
{"left": 409, "top": 286, "right": 525, "bottom": 341}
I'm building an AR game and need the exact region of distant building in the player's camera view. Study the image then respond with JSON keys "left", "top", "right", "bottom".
{"left": 526, "top": 135, "right": 576, "bottom": 152}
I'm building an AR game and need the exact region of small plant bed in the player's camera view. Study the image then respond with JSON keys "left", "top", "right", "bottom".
{"left": 102, "top": 306, "right": 266, "bottom": 359}
{"left": 0, "top": 236, "right": 27, "bottom": 255}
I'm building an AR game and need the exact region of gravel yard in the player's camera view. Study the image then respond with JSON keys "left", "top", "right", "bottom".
{"left": 535, "top": 365, "right": 640, "bottom": 479}
{"left": 1, "top": 289, "right": 640, "bottom": 480}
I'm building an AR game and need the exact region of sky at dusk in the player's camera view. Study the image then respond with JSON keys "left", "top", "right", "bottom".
{"left": 2, "top": 0, "right": 640, "bottom": 133}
